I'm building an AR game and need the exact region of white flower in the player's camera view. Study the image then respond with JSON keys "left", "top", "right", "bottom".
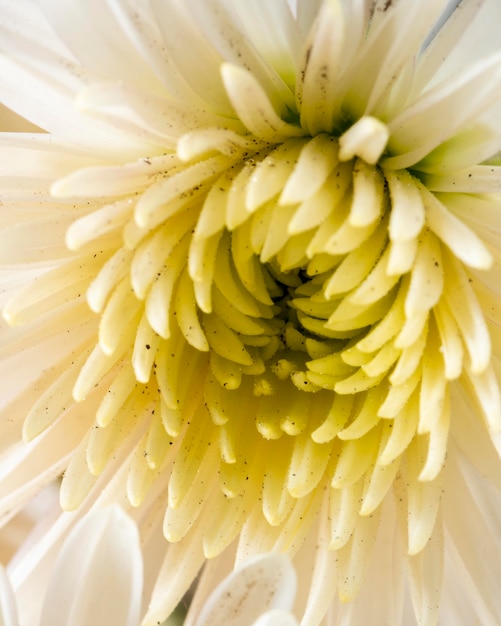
{"left": 1, "top": 0, "right": 501, "bottom": 625}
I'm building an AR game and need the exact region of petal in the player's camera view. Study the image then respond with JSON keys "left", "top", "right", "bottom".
{"left": 229, "top": 0, "right": 300, "bottom": 89}
{"left": 0, "top": 567, "right": 20, "bottom": 626}
{"left": 252, "top": 610, "right": 299, "bottom": 626}
{"left": 343, "top": 0, "right": 449, "bottom": 118}
{"left": 194, "top": 554, "right": 297, "bottom": 626}
{"left": 149, "top": 0, "right": 230, "bottom": 112}
{"left": 421, "top": 164, "right": 501, "bottom": 193}
{"left": 336, "top": 499, "right": 405, "bottom": 626}
{"left": 0, "top": 55, "right": 151, "bottom": 158}
{"left": 297, "top": 0, "right": 345, "bottom": 135}
{"left": 221, "top": 64, "right": 304, "bottom": 143}
{"left": 37, "top": 0, "right": 162, "bottom": 91}
{"left": 385, "top": 51, "right": 501, "bottom": 169}
{"left": 442, "top": 452, "right": 501, "bottom": 624}
{"left": 39, "top": 506, "right": 143, "bottom": 626}
{"left": 415, "top": 0, "right": 501, "bottom": 95}
{"left": 184, "top": 0, "right": 296, "bottom": 110}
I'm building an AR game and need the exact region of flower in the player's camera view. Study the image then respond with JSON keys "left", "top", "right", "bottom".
{"left": 0, "top": 506, "right": 143, "bottom": 626}
{"left": 1, "top": 0, "right": 501, "bottom": 624}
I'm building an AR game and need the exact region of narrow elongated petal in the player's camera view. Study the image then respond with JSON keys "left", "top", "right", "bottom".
{"left": 1, "top": 2, "right": 501, "bottom": 626}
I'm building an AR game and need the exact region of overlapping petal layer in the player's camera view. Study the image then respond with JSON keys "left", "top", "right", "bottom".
{"left": 1, "top": 1, "right": 501, "bottom": 625}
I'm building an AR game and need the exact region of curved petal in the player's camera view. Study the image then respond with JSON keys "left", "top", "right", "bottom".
{"left": 36, "top": 0, "right": 162, "bottom": 92}
{"left": 39, "top": 506, "right": 143, "bottom": 626}
{"left": 194, "top": 553, "right": 297, "bottom": 626}
{"left": 252, "top": 610, "right": 299, "bottom": 626}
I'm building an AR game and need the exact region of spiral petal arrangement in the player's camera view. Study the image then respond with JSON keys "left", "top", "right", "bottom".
{"left": 1, "top": 1, "right": 501, "bottom": 624}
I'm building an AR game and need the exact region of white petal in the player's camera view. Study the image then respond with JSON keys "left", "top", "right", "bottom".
{"left": 0, "top": 55, "right": 150, "bottom": 158}
{"left": 420, "top": 185, "right": 493, "bottom": 271}
{"left": 386, "top": 169, "right": 425, "bottom": 242}
{"left": 0, "top": 0, "right": 71, "bottom": 60}
{"left": 0, "top": 567, "right": 20, "bottom": 626}
{"left": 252, "top": 610, "right": 298, "bottom": 626}
{"left": 37, "top": 0, "right": 161, "bottom": 91}
{"left": 39, "top": 506, "right": 143, "bottom": 626}
{"left": 184, "top": 0, "right": 296, "bottom": 110}
{"left": 221, "top": 64, "right": 304, "bottom": 143}
{"left": 405, "top": 513, "right": 444, "bottom": 626}
{"left": 386, "top": 51, "right": 501, "bottom": 169}
{"left": 106, "top": 0, "right": 209, "bottom": 105}
{"left": 344, "top": 0, "right": 448, "bottom": 118}
{"left": 149, "top": 0, "right": 230, "bottom": 112}
{"left": 336, "top": 499, "right": 404, "bottom": 626}
{"left": 52, "top": 154, "right": 178, "bottom": 198}
{"left": 297, "top": 0, "right": 345, "bottom": 135}
{"left": 416, "top": 0, "right": 501, "bottom": 95}
{"left": 443, "top": 452, "right": 501, "bottom": 624}
{"left": 338, "top": 117, "right": 389, "bottom": 166}
{"left": 194, "top": 554, "right": 297, "bottom": 626}
{"left": 0, "top": 134, "right": 101, "bottom": 181}
{"left": 421, "top": 164, "right": 501, "bottom": 193}
{"left": 295, "top": 0, "right": 324, "bottom": 36}
{"left": 143, "top": 527, "right": 206, "bottom": 626}
{"left": 301, "top": 494, "right": 338, "bottom": 624}
{"left": 221, "top": 0, "right": 300, "bottom": 91}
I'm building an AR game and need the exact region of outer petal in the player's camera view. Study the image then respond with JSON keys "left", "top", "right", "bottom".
{"left": 252, "top": 610, "right": 299, "bottom": 626}
{"left": 36, "top": 0, "right": 162, "bottom": 92}
{"left": 441, "top": 451, "right": 501, "bottom": 625}
{"left": 0, "top": 567, "right": 19, "bottom": 626}
{"left": 193, "top": 553, "right": 297, "bottom": 626}
{"left": 39, "top": 506, "right": 143, "bottom": 626}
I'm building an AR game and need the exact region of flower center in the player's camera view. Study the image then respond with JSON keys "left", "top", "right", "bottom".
{"left": 187, "top": 130, "right": 421, "bottom": 408}
{"left": 195, "top": 118, "right": 394, "bottom": 400}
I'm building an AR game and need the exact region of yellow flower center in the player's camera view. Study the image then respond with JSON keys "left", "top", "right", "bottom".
{"left": 5, "top": 104, "right": 496, "bottom": 585}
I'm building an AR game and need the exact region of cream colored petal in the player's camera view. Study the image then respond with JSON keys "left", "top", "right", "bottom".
{"left": 415, "top": 0, "right": 501, "bottom": 94}
{"left": 229, "top": 0, "right": 300, "bottom": 90}
{"left": 0, "top": 56, "right": 150, "bottom": 158}
{"left": 442, "top": 453, "right": 501, "bottom": 624}
{"left": 297, "top": 0, "right": 345, "bottom": 135}
{"left": 421, "top": 165, "right": 501, "bottom": 193}
{"left": 221, "top": 64, "right": 304, "bottom": 143}
{"left": 252, "top": 610, "right": 298, "bottom": 626}
{"left": 405, "top": 513, "right": 444, "bottom": 626}
{"left": 39, "top": 507, "right": 143, "bottom": 626}
{"left": 344, "top": 0, "right": 448, "bottom": 118}
{"left": 0, "top": 567, "right": 20, "bottom": 626}
{"left": 193, "top": 554, "right": 297, "bottom": 626}
{"left": 37, "top": 0, "right": 162, "bottom": 92}
{"left": 184, "top": 0, "right": 296, "bottom": 111}
{"left": 106, "top": 0, "right": 209, "bottom": 105}
{"left": 336, "top": 499, "right": 404, "bottom": 626}
{"left": 386, "top": 51, "right": 501, "bottom": 169}
{"left": 149, "top": 0, "right": 231, "bottom": 112}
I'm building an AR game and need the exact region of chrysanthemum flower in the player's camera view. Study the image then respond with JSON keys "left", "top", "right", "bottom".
{"left": 1, "top": 0, "right": 501, "bottom": 624}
